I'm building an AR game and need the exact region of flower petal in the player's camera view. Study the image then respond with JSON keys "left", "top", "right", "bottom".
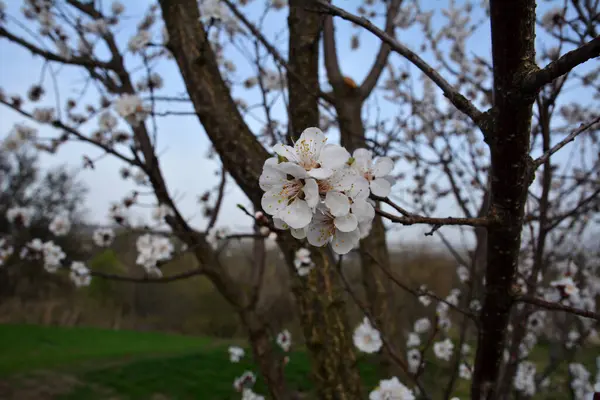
{"left": 334, "top": 213, "right": 358, "bottom": 232}
{"left": 372, "top": 156, "right": 394, "bottom": 177}
{"left": 320, "top": 144, "right": 350, "bottom": 170}
{"left": 291, "top": 227, "right": 307, "bottom": 239}
{"left": 273, "top": 217, "right": 289, "bottom": 230}
{"left": 370, "top": 178, "right": 392, "bottom": 197}
{"left": 331, "top": 229, "right": 360, "bottom": 255}
{"left": 352, "top": 148, "right": 372, "bottom": 171}
{"left": 303, "top": 178, "right": 319, "bottom": 209}
{"left": 280, "top": 200, "right": 312, "bottom": 229}
{"left": 259, "top": 158, "right": 287, "bottom": 191}
{"left": 306, "top": 219, "right": 331, "bottom": 247}
{"left": 325, "top": 191, "right": 350, "bottom": 217}
{"left": 297, "top": 127, "right": 327, "bottom": 156}
{"left": 277, "top": 162, "right": 309, "bottom": 178}
{"left": 352, "top": 199, "right": 375, "bottom": 222}
{"left": 307, "top": 167, "right": 333, "bottom": 180}
{"left": 261, "top": 187, "right": 287, "bottom": 216}
{"left": 347, "top": 176, "right": 370, "bottom": 200}
{"left": 272, "top": 143, "right": 297, "bottom": 162}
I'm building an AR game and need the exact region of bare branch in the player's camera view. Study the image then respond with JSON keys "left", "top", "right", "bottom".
{"left": 376, "top": 208, "right": 494, "bottom": 228}
{"left": 323, "top": 15, "right": 345, "bottom": 90}
{"left": 90, "top": 267, "right": 204, "bottom": 283}
{"left": 533, "top": 116, "right": 600, "bottom": 169}
{"left": 359, "top": 0, "right": 402, "bottom": 100}
{"left": 0, "top": 26, "right": 114, "bottom": 69}
{"left": 516, "top": 295, "right": 600, "bottom": 321}
{"left": 523, "top": 36, "right": 600, "bottom": 92}
{"left": 314, "top": 0, "right": 486, "bottom": 129}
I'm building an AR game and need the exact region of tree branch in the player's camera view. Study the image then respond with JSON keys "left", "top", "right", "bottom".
{"left": 376, "top": 208, "right": 493, "bottom": 228}
{"left": 322, "top": 15, "right": 345, "bottom": 90}
{"left": 314, "top": 0, "right": 486, "bottom": 129}
{"left": 522, "top": 36, "right": 600, "bottom": 92}
{"left": 0, "top": 26, "right": 114, "bottom": 70}
{"left": 516, "top": 295, "right": 600, "bottom": 321}
{"left": 359, "top": 0, "right": 402, "bottom": 100}
{"left": 533, "top": 116, "right": 600, "bottom": 169}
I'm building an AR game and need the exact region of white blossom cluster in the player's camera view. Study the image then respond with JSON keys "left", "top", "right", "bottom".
{"left": 259, "top": 128, "right": 394, "bottom": 255}
{"left": 113, "top": 94, "right": 150, "bottom": 127}
{"left": 353, "top": 317, "right": 382, "bottom": 354}
{"left": 228, "top": 346, "right": 244, "bottom": 363}
{"left": 369, "top": 376, "right": 415, "bottom": 400}
{"left": 2, "top": 124, "right": 37, "bottom": 151}
{"left": 135, "top": 234, "right": 173, "bottom": 276}
{"left": 514, "top": 361, "right": 536, "bottom": 397}
{"left": 569, "top": 361, "right": 600, "bottom": 400}
{"left": 433, "top": 338, "right": 454, "bottom": 361}
{"left": 293, "top": 247, "right": 314, "bottom": 276}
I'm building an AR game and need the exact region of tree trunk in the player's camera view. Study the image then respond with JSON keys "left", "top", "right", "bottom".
{"left": 471, "top": 1, "right": 537, "bottom": 399}
{"left": 335, "top": 90, "right": 398, "bottom": 376}
{"left": 159, "top": 1, "right": 362, "bottom": 397}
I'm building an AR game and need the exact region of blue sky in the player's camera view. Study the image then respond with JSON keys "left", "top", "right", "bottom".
{"left": 1, "top": 0, "right": 595, "bottom": 249}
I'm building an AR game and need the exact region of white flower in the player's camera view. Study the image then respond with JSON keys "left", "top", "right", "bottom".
{"left": 414, "top": 318, "right": 431, "bottom": 334}
{"left": 111, "top": 1, "right": 125, "bottom": 15}
{"left": 7, "top": 206, "right": 35, "bottom": 227}
{"left": 276, "top": 329, "right": 291, "bottom": 352}
{"left": 459, "top": 363, "right": 472, "bottom": 380}
{"left": 199, "top": 0, "right": 230, "bottom": 23}
{"left": 550, "top": 276, "right": 580, "bottom": 299}
{"left": 350, "top": 148, "right": 394, "bottom": 197}
{"left": 260, "top": 157, "right": 319, "bottom": 229}
{"left": 353, "top": 317, "right": 382, "bottom": 353}
{"left": 42, "top": 241, "right": 65, "bottom": 272}
{"left": 514, "top": 361, "right": 536, "bottom": 396}
{"left": 152, "top": 204, "right": 174, "bottom": 222}
{"left": 93, "top": 228, "right": 115, "bottom": 247}
{"left": 114, "top": 94, "right": 149, "bottom": 126}
{"left": 242, "top": 388, "right": 265, "bottom": 400}
{"left": 32, "top": 107, "right": 54, "bottom": 123}
{"left": 128, "top": 30, "right": 151, "bottom": 53}
{"left": 98, "top": 112, "right": 118, "bottom": 131}
{"left": 84, "top": 19, "right": 109, "bottom": 35}
{"left": 456, "top": 264, "right": 469, "bottom": 282}
{"left": 433, "top": 338, "right": 454, "bottom": 361}
{"left": 306, "top": 203, "right": 360, "bottom": 255}
{"left": 136, "top": 234, "right": 173, "bottom": 272}
{"left": 369, "top": 377, "right": 415, "bottom": 400}
{"left": 273, "top": 127, "right": 349, "bottom": 180}
{"left": 70, "top": 261, "right": 91, "bottom": 287}
{"left": 407, "top": 348, "right": 421, "bottom": 373}
{"left": 228, "top": 346, "right": 245, "bottom": 363}
{"left": 293, "top": 247, "right": 314, "bottom": 276}
{"left": 319, "top": 166, "right": 371, "bottom": 219}
{"left": 49, "top": 213, "right": 71, "bottom": 236}
{"left": 406, "top": 332, "right": 421, "bottom": 348}
{"left": 3, "top": 124, "right": 37, "bottom": 150}
{"left": 470, "top": 299, "right": 482, "bottom": 312}
{"left": 233, "top": 371, "right": 256, "bottom": 392}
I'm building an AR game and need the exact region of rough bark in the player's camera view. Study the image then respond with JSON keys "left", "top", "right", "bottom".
{"left": 471, "top": 1, "right": 538, "bottom": 399}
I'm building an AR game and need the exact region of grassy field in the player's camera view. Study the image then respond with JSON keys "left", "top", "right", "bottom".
{"left": 0, "top": 324, "right": 384, "bottom": 399}
{"left": 0, "top": 324, "right": 595, "bottom": 399}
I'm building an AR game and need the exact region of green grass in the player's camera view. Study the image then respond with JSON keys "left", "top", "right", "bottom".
{"left": 0, "top": 324, "right": 596, "bottom": 399}
{"left": 0, "top": 324, "right": 211, "bottom": 376}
